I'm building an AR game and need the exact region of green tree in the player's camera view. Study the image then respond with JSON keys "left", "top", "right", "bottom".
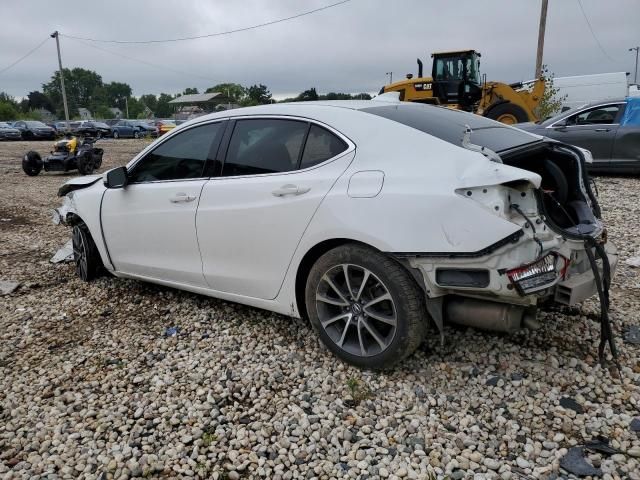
{"left": 183, "top": 87, "right": 199, "bottom": 95}
{"left": 42, "top": 68, "right": 104, "bottom": 118}
{"left": 297, "top": 88, "right": 319, "bottom": 102}
{"left": 139, "top": 94, "right": 158, "bottom": 114}
{"left": 245, "top": 84, "right": 272, "bottom": 105}
{"left": 535, "top": 65, "right": 567, "bottom": 120}
{"left": 155, "top": 93, "right": 175, "bottom": 117}
{"left": 94, "top": 105, "right": 112, "bottom": 119}
{"left": 0, "top": 101, "right": 19, "bottom": 121}
{"left": 104, "top": 81, "right": 132, "bottom": 110}
{"left": 26, "top": 91, "right": 54, "bottom": 112}
{"left": 205, "top": 83, "right": 246, "bottom": 103}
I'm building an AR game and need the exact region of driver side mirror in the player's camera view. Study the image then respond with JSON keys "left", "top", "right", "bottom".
{"left": 552, "top": 120, "right": 568, "bottom": 129}
{"left": 105, "top": 166, "right": 128, "bottom": 189}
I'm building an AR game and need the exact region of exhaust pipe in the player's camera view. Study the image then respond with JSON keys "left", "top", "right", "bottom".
{"left": 445, "top": 297, "right": 538, "bottom": 333}
{"left": 417, "top": 58, "right": 423, "bottom": 78}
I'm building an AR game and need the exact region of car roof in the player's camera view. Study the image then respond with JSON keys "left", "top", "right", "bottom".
{"left": 540, "top": 98, "right": 627, "bottom": 126}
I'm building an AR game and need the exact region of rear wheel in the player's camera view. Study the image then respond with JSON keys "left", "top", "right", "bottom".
{"left": 133, "top": 129, "right": 140, "bottom": 139}
{"left": 113, "top": 130, "right": 120, "bottom": 139}
{"left": 72, "top": 223, "right": 101, "bottom": 281}
{"left": 77, "top": 153, "right": 95, "bottom": 175}
{"left": 305, "top": 244, "right": 427, "bottom": 369}
{"left": 22, "top": 151, "right": 43, "bottom": 176}
{"left": 485, "top": 102, "right": 529, "bottom": 125}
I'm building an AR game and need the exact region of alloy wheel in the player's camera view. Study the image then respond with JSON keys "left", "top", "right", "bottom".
{"left": 315, "top": 263, "right": 397, "bottom": 357}
{"left": 72, "top": 226, "right": 89, "bottom": 280}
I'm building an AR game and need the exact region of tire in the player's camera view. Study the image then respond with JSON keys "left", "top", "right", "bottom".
{"left": 77, "top": 153, "right": 95, "bottom": 175}
{"left": 113, "top": 130, "right": 119, "bottom": 139}
{"left": 305, "top": 244, "right": 427, "bottom": 369}
{"left": 72, "top": 223, "right": 101, "bottom": 281}
{"left": 485, "top": 102, "right": 529, "bottom": 125}
{"left": 133, "top": 129, "right": 140, "bottom": 139}
{"left": 23, "top": 131, "right": 34, "bottom": 141}
{"left": 22, "top": 151, "right": 43, "bottom": 176}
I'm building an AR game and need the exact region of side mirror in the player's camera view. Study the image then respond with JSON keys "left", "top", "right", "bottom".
{"left": 105, "top": 166, "right": 128, "bottom": 189}
{"left": 552, "top": 120, "right": 567, "bottom": 129}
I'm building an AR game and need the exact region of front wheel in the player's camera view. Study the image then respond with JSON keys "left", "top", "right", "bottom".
{"left": 72, "top": 223, "right": 101, "bottom": 281}
{"left": 113, "top": 130, "right": 120, "bottom": 139}
{"left": 22, "top": 151, "right": 43, "bottom": 176}
{"left": 305, "top": 244, "right": 427, "bottom": 369}
{"left": 77, "top": 153, "right": 95, "bottom": 175}
{"left": 133, "top": 130, "right": 140, "bottom": 139}
{"left": 485, "top": 102, "right": 529, "bottom": 125}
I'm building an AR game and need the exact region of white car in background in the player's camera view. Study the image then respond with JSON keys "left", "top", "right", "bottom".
{"left": 53, "top": 100, "right": 616, "bottom": 369}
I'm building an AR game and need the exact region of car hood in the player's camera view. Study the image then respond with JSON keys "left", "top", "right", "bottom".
{"left": 57, "top": 174, "right": 103, "bottom": 197}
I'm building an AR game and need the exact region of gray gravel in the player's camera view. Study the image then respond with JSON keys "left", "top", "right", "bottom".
{"left": 1, "top": 140, "right": 639, "bottom": 479}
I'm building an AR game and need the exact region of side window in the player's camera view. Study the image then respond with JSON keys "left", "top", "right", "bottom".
{"left": 300, "top": 125, "right": 348, "bottom": 169}
{"left": 128, "top": 122, "right": 222, "bottom": 183}
{"left": 567, "top": 105, "right": 621, "bottom": 126}
{"left": 222, "top": 119, "right": 307, "bottom": 176}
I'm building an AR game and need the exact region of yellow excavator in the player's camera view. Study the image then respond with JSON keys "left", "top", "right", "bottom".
{"left": 381, "top": 50, "right": 545, "bottom": 124}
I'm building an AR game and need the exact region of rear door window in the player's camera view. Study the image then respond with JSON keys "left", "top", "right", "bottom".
{"left": 222, "top": 119, "right": 308, "bottom": 176}
{"left": 300, "top": 124, "right": 348, "bottom": 169}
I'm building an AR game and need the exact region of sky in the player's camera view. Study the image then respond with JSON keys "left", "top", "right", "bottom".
{"left": 0, "top": 0, "right": 638, "bottom": 100}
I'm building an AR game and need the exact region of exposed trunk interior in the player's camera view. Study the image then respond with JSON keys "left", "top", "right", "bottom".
{"left": 502, "top": 142, "right": 600, "bottom": 239}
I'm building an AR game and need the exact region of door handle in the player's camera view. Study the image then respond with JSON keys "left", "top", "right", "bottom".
{"left": 169, "top": 192, "right": 197, "bottom": 203}
{"left": 271, "top": 184, "right": 310, "bottom": 197}
{"left": 594, "top": 128, "right": 610, "bottom": 132}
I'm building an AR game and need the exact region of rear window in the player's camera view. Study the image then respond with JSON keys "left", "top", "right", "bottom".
{"left": 361, "top": 104, "right": 541, "bottom": 153}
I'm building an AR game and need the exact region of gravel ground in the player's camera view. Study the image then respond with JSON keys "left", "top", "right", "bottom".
{"left": 0, "top": 139, "right": 639, "bottom": 480}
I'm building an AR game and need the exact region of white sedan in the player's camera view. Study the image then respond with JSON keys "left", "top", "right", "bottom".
{"left": 54, "top": 99, "right": 617, "bottom": 369}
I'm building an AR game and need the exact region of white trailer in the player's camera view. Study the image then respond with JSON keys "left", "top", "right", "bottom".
{"left": 552, "top": 72, "right": 629, "bottom": 112}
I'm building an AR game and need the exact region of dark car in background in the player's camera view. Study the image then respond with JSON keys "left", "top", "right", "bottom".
{"left": 12, "top": 120, "right": 56, "bottom": 140}
{"left": 111, "top": 119, "right": 143, "bottom": 139}
{"left": 517, "top": 98, "right": 640, "bottom": 173}
{"left": 75, "top": 121, "right": 112, "bottom": 138}
{"left": 0, "top": 122, "right": 22, "bottom": 140}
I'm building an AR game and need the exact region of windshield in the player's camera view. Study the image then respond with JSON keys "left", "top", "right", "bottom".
{"left": 362, "top": 103, "right": 541, "bottom": 153}
{"left": 25, "top": 121, "right": 47, "bottom": 127}
{"left": 94, "top": 122, "right": 109, "bottom": 128}
{"left": 433, "top": 54, "right": 480, "bottom": 84}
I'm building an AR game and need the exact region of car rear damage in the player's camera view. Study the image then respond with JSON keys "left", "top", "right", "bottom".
{"left": 400, "top": 138, "right": 619, "bottom": 364}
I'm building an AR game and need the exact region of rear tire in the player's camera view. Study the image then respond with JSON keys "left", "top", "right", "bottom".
{"left": 113, "top": 130, "right": 119, "bottom": 139}
{"left": 133, "top": 130, "right": 140, "bottom": 139}
{"left": 485, "top": 102, "right": 529, "bottom": 125}
{"left": 72, "top": 223, "right": 101, "bottom": 281}
{"left": 305, "top": 244, "right": 427, "bottom": 369}
{"left": 22, "top": 151, "right": 43, "bottom": 176}
{"left": 77, "top": 153, "right": 95, "bottom": 175}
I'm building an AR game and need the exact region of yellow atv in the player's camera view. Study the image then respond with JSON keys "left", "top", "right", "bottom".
{"left": 382, "top": 50, "right": 545, "bottom": 124}
{"left": 22, "top": 135, "right": 104, "bottom": 176}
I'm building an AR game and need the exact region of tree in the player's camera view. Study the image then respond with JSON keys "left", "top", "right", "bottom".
{"left": 155, "top": 93, "right": 175, "bottom": 117}
{"left": 297, "top": 88, "right": 319, "bottom": 102}
{"left": 183, "top": 87, "right": 199, "bottom": 95}
{"left": 0, "top": 102, "right": 18, "bottom": 121}
{"left": 42, "top": 67, "right": 104, "bottom": 118}
{"left": 535, "top": 65, "right": 567, "bottom": 120}
{"left": 245, "top": 84, "right": 272, "bottom": 105}
{"left": 205, "top": 83, "right": 246, "bottom": 103}
{"left": 104, "top": 81, "right": 132, "bottom": 110}
{"left": 139, "top": 94, "right": 158, "bottom": 114}
{"left": 26, "top": 91, "right": 54, "bottom": 112}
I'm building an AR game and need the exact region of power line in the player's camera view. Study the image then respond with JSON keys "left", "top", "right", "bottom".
{"left": 0, "top": 37, "right": 50, "bottom": 76}
{"left": 68, "top": 37, "right": 218, "bottom": 84}
{"left": 576, "top": 0, "right": 616, "bottom": 62}
{"left": 61, "top": 0, "right": 353, "bottom": 44}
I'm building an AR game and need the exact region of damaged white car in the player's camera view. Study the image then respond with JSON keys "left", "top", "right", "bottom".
{"left": 53, "top": 99, "right": 617, "bottom": 369}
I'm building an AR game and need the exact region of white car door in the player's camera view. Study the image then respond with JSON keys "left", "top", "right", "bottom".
{"left": 197, "top": 118, "right": 354, "bottom": 300}
{"left": 101, "top": 121, "right": 226, "bottom": 286}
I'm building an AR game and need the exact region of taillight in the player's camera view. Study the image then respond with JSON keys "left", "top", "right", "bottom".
{"left": 506, "top": 253, "right": 568, "bottom": 294}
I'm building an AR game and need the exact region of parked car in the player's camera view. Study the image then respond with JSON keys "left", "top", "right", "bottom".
{"left": 130, "top": 120, "right": 158, "bottom": 137}
{"left": 517, "top": 98, "right": 640, "bottom": 173}
{"left": 0, "top": 121, "right": 22, "bottom": 140}
{"left": 154, "top": 119, "right": 176, "bottom": 136}
{"left": 54, "top": 121, "right": 81, "bottom": 134}
{"left": 75, "top": 121, "right": 112, "bottom": 138}
{"left": 111, "top": 120, "right": 143, "bottom": 139}
{"left": 53, "top": 100, "right": 616, "bottom": 369}
{"left": 12, "top": 120, "right": 56, "bottom": 140}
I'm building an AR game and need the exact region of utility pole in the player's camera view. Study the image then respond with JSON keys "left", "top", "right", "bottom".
{"left": 50, "top": 31, "right": 70, "bottom": 132}
{"left": 125, "top": 97, "right": 129, "bottom": 118}
{"left": 535, "top": 0, "right": 549, "bottom": 79}
{"left": 630, "top": 46, "right": 639, "bottom": 84}
{"left": 386, "top": 72, "right": 393, "bottom": 84}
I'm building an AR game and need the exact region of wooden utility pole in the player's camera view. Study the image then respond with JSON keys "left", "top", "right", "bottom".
{"left": 50, "top": 31, "right": 70, "bottom": 131}
{"left": 535, "top": 0, "right": 549, "bottom": 79}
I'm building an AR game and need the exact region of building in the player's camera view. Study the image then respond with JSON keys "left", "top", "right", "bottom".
{"left": 109, "top": 107, "right": 123, "bottom": 119}
{"left": 78, "top": 108, "right": 92, "bottom": 120}
{"left": 168, "top": 92, "right": 232, "bottom": 120}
